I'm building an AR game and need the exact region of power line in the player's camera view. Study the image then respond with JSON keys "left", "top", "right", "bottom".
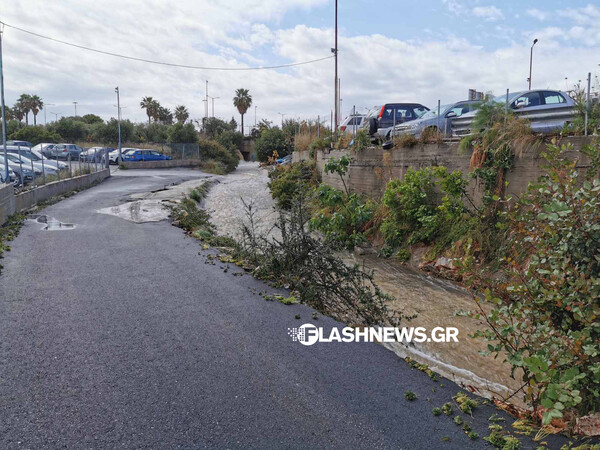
{"left": 0, "top": 21, "right": 333, "bottom": 71}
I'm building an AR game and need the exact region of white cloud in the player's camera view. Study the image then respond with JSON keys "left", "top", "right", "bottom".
{"left": 0, "top": 0, "right": 598, "bottom": 130}
{"left": 472, "top": 6, "right": 504, "bottom": 22}
{"left": 526, "top": 9, "right": 549, "bottom": 21}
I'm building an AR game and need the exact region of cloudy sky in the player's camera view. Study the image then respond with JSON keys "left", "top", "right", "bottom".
{"left": 1, "top": 0, "right": 599, "bottom": 130}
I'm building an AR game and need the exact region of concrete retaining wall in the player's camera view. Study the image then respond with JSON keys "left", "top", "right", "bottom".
{"left": 0, "top": 169, "right": 110, "bottom": 225}
{"left": 121, "top": 159, "right": 204, "bottom": 170}
{"left": 0, "top": 183, "right": 16, "bottom": 226}
{"left": 294, "top": 136, "right": 594, "bottom": 202}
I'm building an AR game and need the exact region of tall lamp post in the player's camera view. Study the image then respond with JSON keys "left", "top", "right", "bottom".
{"left": 278, "top": 112, "right": 286, "bottom": 128}
{"left": 73, "top": 101, "right": 78, "bottom": 117}
{"left": 0, "top": 24, "right": 8, "bottom": 183}
{"left": 44, "top": 103, "right": 55, "bottom": 125}
{"left": 332, "top": 0, "right": 338, "bottom": 143}
{"left": 207, "top": 95, "right": 219, "bottom": 117}
{"left": 115, "top": 87, "right": 122, "bottom": 164}
{"left": 528, "top": 38, "right": 538, "bottom": 90}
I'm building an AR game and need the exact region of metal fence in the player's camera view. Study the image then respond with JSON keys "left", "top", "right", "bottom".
{"left": 3, "top": 146, "right": 109, "bottom": 193}
{"left": 138, "top": 143, "right": 201, "bottom": 160}
{"left": 451, "top": 106, "right": 577, "bottom": 137}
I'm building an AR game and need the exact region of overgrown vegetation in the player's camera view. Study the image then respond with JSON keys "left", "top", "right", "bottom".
{"left": 0, "top": 214, "right": 26, "bottom": 274}
{"left": 268, "top": 161, "right": 320, "bottom": 210}
{"left": 461, "top": 141, "right": 600, "bottom": 427}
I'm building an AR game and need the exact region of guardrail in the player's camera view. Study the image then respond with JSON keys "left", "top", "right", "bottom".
{"left": 451, "top": 106, "right": 577, "bottom": 137}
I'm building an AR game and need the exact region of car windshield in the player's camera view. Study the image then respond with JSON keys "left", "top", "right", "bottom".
{"left": 491, "top": 92, "right": 523, "bottom": 104}
{"left": 419, "top": 105, "right": 453, "bottom": 119}
{"left": 6, "top": 154, "right": 32, "bottom": 164}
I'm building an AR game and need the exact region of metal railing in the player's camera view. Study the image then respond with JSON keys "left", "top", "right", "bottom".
{"left": 451, "top": 106, "right": 577, "bottom": 137}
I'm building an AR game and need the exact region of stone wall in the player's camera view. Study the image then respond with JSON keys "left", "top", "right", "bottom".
{"left": 1, "top": 169, "right": 110, "bottom": 225}
{"left": 294, "top": 136, "right": 594, "bottom": 202}
{"left": 121, "top": 159, "right": 204, "bottom": 170}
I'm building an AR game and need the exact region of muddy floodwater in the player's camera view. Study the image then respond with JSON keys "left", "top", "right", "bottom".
{"left": 205, "top": 162, "right": 521, "bottom": 403}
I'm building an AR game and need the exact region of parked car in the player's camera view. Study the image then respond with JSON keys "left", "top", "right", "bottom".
{"left": 80, "top": 147, "right": 110, "bottom": 162}
{"left": 339, "top": 115, "right": 366, "bottom": 134}
{"left": 274, "top": 154, "right": 293, "bottom": 166}
{"left": 33, "top": 143, "right": 57, "bottom": 158}
{"left": 5, "top": 146, "right": 58, "bottom": 176}
{"left": 2, "top": 153, "right": 49, "bottom": 177}
{"left": 108, "top": 148, "right": 136, "bottom": 164}
{"left": 45, "top": 144, "right": 84, "bottom": 160}
{"left": 361, "top": 103, "right": 430, "bottom": 140}
{"left": 453, "top": 90, "right": 576, "bottom": 137}
{"left": 122, "top": 150, "right": 171, "bottom": 162}
{"left": 391, "top": 100, "right": 481, "bottom": 138}
{"left": 6, "top": 140, "right": 32, "bottom": 148}
{"left": 0, "top": 164, "right": 17, "bottom": 185}
{"left": 0, "top": 155, "right": 35, "bottom": 185}
{"left": 26, "top": 146, "right": 68, "bottom": 170}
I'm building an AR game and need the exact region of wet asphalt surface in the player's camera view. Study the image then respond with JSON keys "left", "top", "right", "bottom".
{"left": 0, "top": 168, "right": 572, "bottom": 449}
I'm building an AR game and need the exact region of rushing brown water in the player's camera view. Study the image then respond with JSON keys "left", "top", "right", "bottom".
{"left": 206, "top": 163, "right": 522, "bottom": 403}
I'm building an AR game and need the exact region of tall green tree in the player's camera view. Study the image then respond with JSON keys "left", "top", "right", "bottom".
{"left": 140, "top": 96, "right": 156, "bottom": 124}
{"left": 16, "top": 94, "right": 32, "bottom": 125}
{"left": 174, "top": 105, "right": 189, "bottom": 124}
{"left": 30, "top": 95, "right": 43, "bottom": 126}
{"left": 233, "top": 88, "right": 252, "bottom": 136}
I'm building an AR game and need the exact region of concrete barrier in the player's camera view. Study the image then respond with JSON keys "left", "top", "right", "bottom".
{"left": 0, "top": 183, "right": 16, "bottom": 226}
{"left": 0, "top": 169, "right": 110, "bottom": 225}
{"left": 294, "top": 136, "right": 595, "bottom": 204}
{"left": 121, "top": 159, "right": 204, "bottom": 170}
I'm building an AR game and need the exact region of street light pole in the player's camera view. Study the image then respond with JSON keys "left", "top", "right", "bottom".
{"left": 0, "top": 24, "right": 8, "bottom": 183}
{"left": 278, "top": 112, "right": 286, "bottom": 128}
{"left": 73, "top": 101, "right": 78, "bottom": 117}
{"left": 115, "top": 87, "right": 122, "bottom": 163}
{"left": 44, "top": 103, "right": 55, "bottom": 125}
{"left": 205, "top": 80, "right": 209, "bottom": 119}
{"left": 208, "top": 95, "right": 219, "bottom": 117}
{"left": 333, "top": 0, "right": 338, "bottom": 144}
{"left": 528, "top": 38, "right": 538, "bottom": 90}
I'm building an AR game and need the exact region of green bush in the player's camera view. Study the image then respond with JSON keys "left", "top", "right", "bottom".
{"left": 199, "top": 139, "right": 238, "bottom": 173}
{"left": 268, "top": 161, "right": 319, "bottom": 210}
{"left": 462, "top": 142, "right": 600, "bottom": 426}
{"left": 255, "top": 127, "right": 290, "bottom": 162}
{"left": 47, "top": 117, "right": 90, "bottom": 142}
{"left": 167, "top": 122, "right": 199, "bottom": 144}
{"left": 9, "top": 126, "right": 61, "bottom": 146}
{"left": 310, "top": 184, "right": 375, "bottom": 249}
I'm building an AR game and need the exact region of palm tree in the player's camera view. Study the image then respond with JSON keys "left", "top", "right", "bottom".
{"left": 30, "top": 95, "right": 43, "bottom": 126}
{"left": 140, "top": 96, "right": 155, "bottom": 124}
{"left": 174, "top": 105, "right": 189, "bottom": 124}
{"left": 157, "top": 106, "right": 173, "bottom": 125}
{"left": 17, "top": 94, "right": 32, "bottom": 125}
{"left": 3, "top": 106, "right": 14, "bottom": 121}
{"left": 233, "top": 88, "right": 252, "bottom": 135}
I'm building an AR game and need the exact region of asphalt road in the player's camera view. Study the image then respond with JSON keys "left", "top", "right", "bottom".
{"left": 0, "top": 168, "right": 568, "bottom": 449}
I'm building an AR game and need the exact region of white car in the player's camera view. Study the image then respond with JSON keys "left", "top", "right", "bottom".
{"left": 108, "top": 148, "right": 136, "bottom": 164}
{"left": 339, "top": 115, "right": 366, "bottom": 134}
{"left": 3, "top": 152, "right": 54, "bottom": 176}
{"left": 7, "top": 146, "right": 65, "bottom": 172}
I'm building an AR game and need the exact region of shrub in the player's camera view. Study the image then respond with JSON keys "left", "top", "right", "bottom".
{"left": 9, "top": 126, "right": 61, "bottom": 146}
{"left": 310, "top": 136, "right": 332, "bottom": 152}
{"left": 311, "top": 185, "right": 376, "bottom": 249}
{"left": 167, "top": 122, "right": 199, "bottom": 144}
{"left": 462, "top": 141, "right": 600, "bottom": 426}
{"left": 255, "top": 127, "right": 290, "bottom": 162}
{"left": 393, "top": 134, "right": 419, "bottom": 148}
{"left": 199, "top": 138, "right": 238, "bottom": 173}
{"left": 268, "top": 161, "right": 319, "bottom": 210}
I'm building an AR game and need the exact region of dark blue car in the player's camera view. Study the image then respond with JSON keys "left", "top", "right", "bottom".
{"left": 122, "top": 149, "right": 171, "bottom": 162}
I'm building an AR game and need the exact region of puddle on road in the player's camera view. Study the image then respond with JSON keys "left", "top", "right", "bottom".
{"left": 28, "top": 214, "right": 76, "bottom": 231}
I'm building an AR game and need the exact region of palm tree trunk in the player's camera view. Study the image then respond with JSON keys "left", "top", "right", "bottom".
{"left": 241, "top": 113, "right": 244, "bottom": 136}
{"left": 25, "top": 113, "right": 29, "bottom": 126}
{"left": 33, "top": 114, "right": 37, "bottom": 126}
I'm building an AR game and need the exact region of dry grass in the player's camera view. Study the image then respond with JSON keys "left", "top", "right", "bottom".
{"left": 393, "top": 134, "right": 419, "bottom": 148}
{"left": 295, "top": 133, "right": 314, "bottom": 151}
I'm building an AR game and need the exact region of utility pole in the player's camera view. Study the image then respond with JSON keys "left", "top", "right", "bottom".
{"left": 333, "top": 0, "right": 338, "bottom": 143}
{"left": 585, "top": 72, "right": 591, "bottom": 136}
{"left": 528, "top": 38, "right": 538, "bottom": 90}
{"left": 115, "top": 87, "right": 122, "bottom": 163}
{"left": 44, "top": 103, "right": 55, "bottom": 125}
{"left": 73, "top": 101, "right": 78, "bottom": 117}
{"left": 205, "top": 80, "right": 209, "bottom": 120}
{"left": 51, "top": 112, "right": 59, "bottom": 122}
{"left": 0, "top": 24, "right": 8, "bottom": 183}
{"left": 278, "top": 112, "right": 286, "bottom": 128}
{"left": 208, "top": 95, "right": 219, "bottom": 117}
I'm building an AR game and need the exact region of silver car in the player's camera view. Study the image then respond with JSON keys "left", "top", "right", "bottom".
{"left": 391, "top": 101, "right": 480, "bottom": 138}
{"left": 453, "top": 90, "right": 576, "bottom": 136}
{"left": 6, "top": 146, "right": 60, "bottom": 175}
